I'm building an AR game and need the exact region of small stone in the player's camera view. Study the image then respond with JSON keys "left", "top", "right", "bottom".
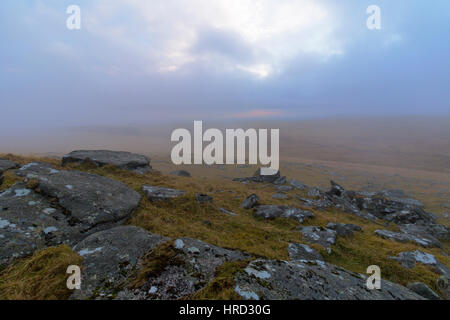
{"left": 170, "top": 170, "right": 191, "bottom": 177}
{"left": 241, "top": 194, "right": 259, "bottom": 209}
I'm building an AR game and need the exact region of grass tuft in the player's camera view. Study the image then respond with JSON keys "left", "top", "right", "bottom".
{"left": 0, "top": 245, "right": 82, "bottom": 300}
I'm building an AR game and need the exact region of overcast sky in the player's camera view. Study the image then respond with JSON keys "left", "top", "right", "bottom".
{"left": 1, "top": 0, "right": 449, "bottom": 131}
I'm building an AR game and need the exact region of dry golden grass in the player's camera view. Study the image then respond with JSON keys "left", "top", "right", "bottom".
{"left": 0, "top": 245, "right": 82, "bottom": 300}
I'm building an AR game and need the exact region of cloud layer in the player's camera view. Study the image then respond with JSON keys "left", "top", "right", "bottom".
{"left": 1, "top": 0, "right": 450, "bottom": 131}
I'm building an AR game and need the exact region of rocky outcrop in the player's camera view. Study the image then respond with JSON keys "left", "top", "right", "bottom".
{"left": 142, "top": 185, "right": 186, "bottom": 202}
{"left": 241, "top": 194, "right": 259, "bottom": 209}
{"left": 1, "top": 162, "right": 142, "bottom": 265}
{"left": 300, "top": 226, "right": 337, "bottom": 248}
{"left": 72, "top": 226, "right": 168, "bottom": 299}
{"left": 125, "top": 238, "right": 249, "bottom": 300}
{"left": 62, "top": 150, "right": 151, "bottom": 174}
{"left": 234, "top": 259, "right": 423, "bottom": 300}
{"left": 17, "top": 163, "right": 141, "bottom": 231}
{"left": 303, "top": 181, "right": 448, "bottom": 248}
{"left": 254, "top": 205, "right": 314, "bottom": 223}
{"left": 0, "top": 183, "right": 82, "bottom": 265}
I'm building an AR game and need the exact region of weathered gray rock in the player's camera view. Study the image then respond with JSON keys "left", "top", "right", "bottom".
{"left": 62, "top": 150, "right": 151, "bottom": 174}
{"left": 16, "top": 162, "right": 141, "bottom": 232}
{"left": 195, "top": 193, "right": 213, "bottom": 203}
{"left": 72, "top": 226, "right": 168, "bottom": 300}
{"left": 375, "top": 230, "right": 441, "bottom": 248}
{"left": 128, "top": 238, "right": 249, "bottom": 300}
{"left": 400, "top": 223, "right": 449, "bottom": 242}
{"left": 307, "top": 187, "right": 323, "bottom": 197}
{"left": 352, "top": 187, "right": 434, "bottom": 225}
{"left": 254, "top": 205, "right": 314, "bottom": 223}
{"left": 295, "top": 196, "right": 315, "bottom": 208}
{"left": 326, "top": 223, "right": 362, "bottom": 237}
{"left": 15, "top": 162, "right": 58, "bottom": 178}
{"left": 379, "top": 189, "right": 407, "bottom": 198}
{"left": 0, "top": 159, "right": 18, "bottom": 172}
{"left": 241, "top": 194, "right": 259, "bottom": 209}
{"left": 389, "top": 250, "right": 437, "bottom": 268}
{"left": 44, "top": 175, "right": 140, "bottom": 232}
{"left": 0, "top": 159, "right": 18, "bottom": 184}
{"left": 407, "top": 282, "right": 441, "bottom": 300}
{"left": 288, "top": 243, "right": 323, "bottom": 261}
{"left": 234, "top": 259, "right": 423, "bottom": 300}
{"left": 300, "top": 226, "right": 337, "bottom": 248}
{"left": 311, "top": 181, "right": 441, "bottom": 230}
{"left": 273, "top": 176, "right": 287, "bottom": 185}
{"left": 272, "top": 193, "right": 289, "bottom": 200}
{"left": 142, "top": 185, "right": 186, "bottom": 202}
{"left": 378, "top": 189, "right": 424, "bottom": 208}
{"left": 290, "top": 179, "right": 308, "bottom": 190}
{"left": 276, "top": 185, "right": 293, "bottom": 192}
{"left": 389, "top": 250, "right": 450, "bottom": 279}
{"left": 0, "top": 183, "right": 82, "bottom": 266}
{"left": 169, "top": 170, "right": 191, "bottom": 177}
{"left": 233, "top": 169, "right": 281, "bottom": 184}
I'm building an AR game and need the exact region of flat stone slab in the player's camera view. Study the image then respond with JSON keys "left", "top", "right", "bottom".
{"left": 233, "top": 169, "right": 281, "bottom": 184}
{"left": 169, "top": 170, "right": 191, "bottom": 177}
{"left": 300, "top": 226, "right": 337, "bottom": 248}
{"left": 234, "top": 259, "right": 423, "bottom": 300}
{"left": 126, "top": 238, "right": 249, "bottom": 300}
{"left": 276, "top": 185, "right": 293, "bottom": 192}
{"left": 62, "top": 150, "right": 151, "bottom": 174}
{"left": 254, "top": 205, "right": 315, "bottom": 223}
{"left": 272, "top": 193, "right": 289, "bottom": 200}
{"left": 375, "top": 230, "right": 441, "bottom": 248}
{"left": 72, "top": 226, "right": 168, "bottom": 300}
{"left": 0, "top": 183, "right": 82, "bottom": 266}
{"left": 142, "top": 185, "right": 186, "bottom": 202}
{"left": 290, "top": 179, "right": 308, "bottom": 190}
{"left": 16, "top": 162, "right": 141, "bottom": 232}
{"left": 288, "top": 243, "right": 324, "bottom": 261}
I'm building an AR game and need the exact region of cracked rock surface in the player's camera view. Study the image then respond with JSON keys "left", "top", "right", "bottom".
{"left": 234, "top": 259, "right": 423, "bottom": 300}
